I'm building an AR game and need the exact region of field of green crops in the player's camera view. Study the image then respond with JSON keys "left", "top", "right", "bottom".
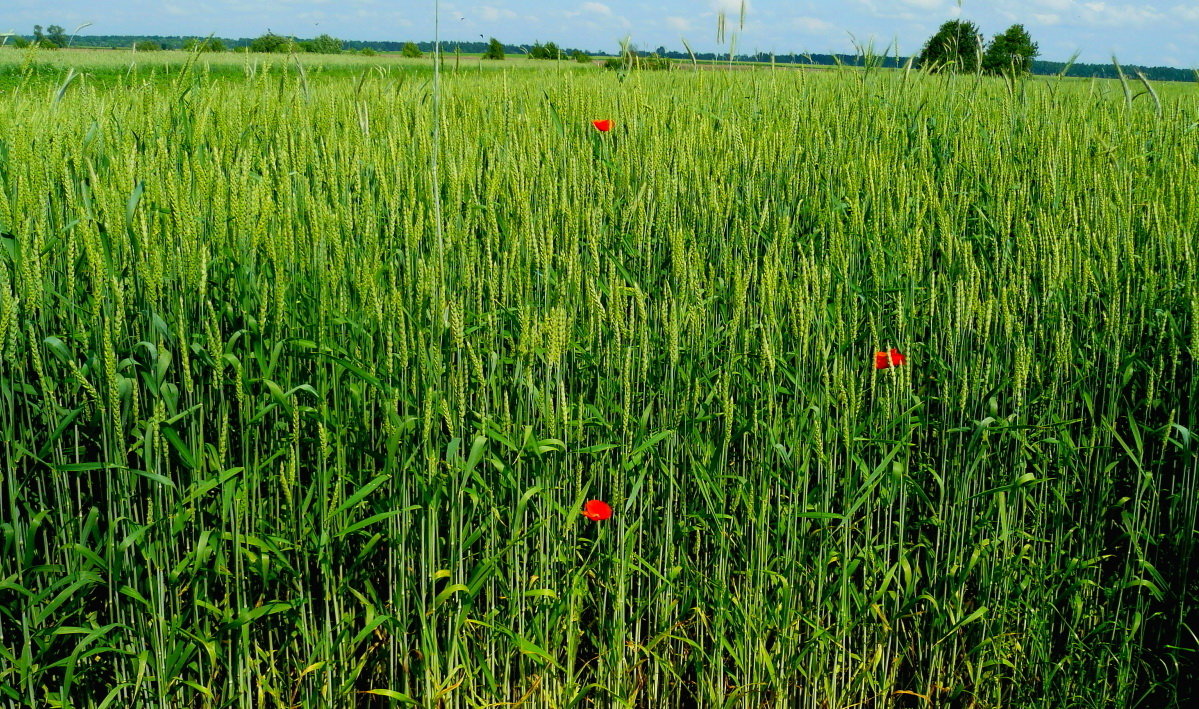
{"left": 0, "top": 48, "right": 1196, "bottom": 708}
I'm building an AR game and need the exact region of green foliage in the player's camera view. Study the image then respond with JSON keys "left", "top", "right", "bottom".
{"left": 183, "top": 37, "right": 226, "bottom": 52}
{"left": 401, "top": 41, "right": 422, "bottom": 58}
{"left": 530, "top": 41, "right": 562, "bottom": 60}
{"left": 603, "top": 48, "right": 672, "bottom": 71}
{"left": 248, "top": 32, "right": 294, "bottom": 53}
{"left": 305, "top": 34, "right": 343, "bottom": 54}
{"left": 0, "top": 56, "right": 1195, "bottom": 709}
{"left": 572, "top": 49, "right": 591, "bottom": 64}
{"left": 11, "top": 36, "right": 30, "bottom": 49}
{"left": 918, "top": 19, "right": 984, "bottom": 73}
{"left": 984, "top": 24, "right": 1039, "bottom": 76}
{"left": 132, "top": 40, "right": 161, "bottom": 52}
{"left": 482, "top": 36, "right": 504, "bottom": 60}
{"left": 358, "top": 47, "right": 377, "bottom": 57}
{"left": 32, "top": 25, "right": 65, "bottom": 50}
{"left": 46, "top": 25, "right": 67, "bottom": 48}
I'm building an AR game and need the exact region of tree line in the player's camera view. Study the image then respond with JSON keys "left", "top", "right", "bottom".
{"left": 917, "top": 21, "right": 1037, "bottom": 76}
{"left": 3, "top": 30, "right": 596, "bottom": 62}
{"left": 6, "top": 24, "right": 1195, "bottom": 83}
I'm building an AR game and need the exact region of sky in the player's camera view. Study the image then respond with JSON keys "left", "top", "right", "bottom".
{"left": 3, "top": 1, "right": 1197, "bottom": 68}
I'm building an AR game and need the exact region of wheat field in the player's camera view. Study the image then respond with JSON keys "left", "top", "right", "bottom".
{"left": 0, "top": 50, "right": 1196, "bottom": 707}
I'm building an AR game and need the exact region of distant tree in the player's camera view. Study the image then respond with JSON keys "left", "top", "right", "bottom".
{"left": 983, "top": 24, "right": 1038, "bottom": 76}
{"left": 32, "top": 26, "right": 51, "bottom": 49}
{"left": 917, "top": 20, "right": 984, "bottom": 73}
{"left": 12, "top": 36, "right": 31, "bottom": 49}
{"left": 358, "top": 47, "right": 377, "bottom": 56}
{"left": 133, "top": 40, "right": 162, "bottom": 51}
{"left": 307, "top": 34, "right": 342, "bottom": 54}
{"left": 603, "top": 45, "right": 672, "bottom": 71}
{"left": 530, "top": 41, "right": 562, "bottom": 60}
{"left": 46, "top": 25, "right": 68, "bottom": 48}
{"left": 183, "top": 37, "right": 226, "bottom": 52}
{"left": 249, "top": 32, "right": 293, "bottom": 53}
{"left": 482, "top": 37, "right": 505, "bottom": 60}
{"left": 572, "top": 50, "right": 591, "bottom": 64}
{"left": 401, "top": 41, "right": 422, "bottom": 58}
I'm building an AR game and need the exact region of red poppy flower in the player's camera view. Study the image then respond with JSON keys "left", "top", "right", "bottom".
{"left": 874, "top": 349, "right": 907, "bottom": 370}
{"left": 592, "top": 119, "right": 612, "bottom": 132}
{"left": 581, "top": 499, "right": 612, "bottom": 521}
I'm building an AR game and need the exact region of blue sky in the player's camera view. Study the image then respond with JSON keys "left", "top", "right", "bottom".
{"left": 4, "top": 1, "right": 1196, "bottom": 67}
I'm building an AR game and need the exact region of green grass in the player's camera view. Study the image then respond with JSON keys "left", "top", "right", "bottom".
{"left": 0, "top": 46, "right": 592, "bottom": 92}
{"left": 0, "top": 55, "right": 1195, "bottom": 708}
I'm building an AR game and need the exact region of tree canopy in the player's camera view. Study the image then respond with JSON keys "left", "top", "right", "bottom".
{"left": 32, "top": 24, "right": 68, "bottom": 49}
{"left": 984, "top": 24, "right": 1039, "bottom": 76}
{"left": 529, "top": 41, "right": 562, "bottom": 60}
{"left": 482, "top": 37, "right": 505, "bottom": 60}
{"left": 183, "top": 37, "right": 226, "bottom": 52}
{"left": 302, "top": 34, "right": 343, "bottom": 54}
{"left": 917, "top": 20, "right": 984, "bottom": 73}
{"left": 248, "top": 32, "right": 294, "bottom": 53}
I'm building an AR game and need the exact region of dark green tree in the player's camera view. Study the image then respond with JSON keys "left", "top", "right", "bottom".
{"left": 133, "top": 40, "right": 162, "bottom": 51}
{"left": 482, "top": 37, "right": 505, "bottom": 60}
{"left": 983, "top": 24, "right": 1038, "bottom": 76}
{"left": 572, "top": 50, "right": 591, "bottom": 64}
{"left": 401, "top": 41, "right": 423, "bottom": 58}
{"left": 917, "top": 20, "right": 984, "bottom": 73}
{"left": 307, "top": 34, "right": 342, "bottom": 54}
{"left": 603, "top": 45, "right": 671, "bottom": 71}
{"left": 249, "top": 32, "right": 292, "bottom": 53}
{"left": 530, "top": 41, "right": 562, "bottom": 60}
{"left": 183, "top": 37, "right": 226, "bottom": 52}
{"left": 46, "top": 25, "right": 68, "bottom": 48}
{"left": 32, "top": 25, "right": 49, "bottom": 48}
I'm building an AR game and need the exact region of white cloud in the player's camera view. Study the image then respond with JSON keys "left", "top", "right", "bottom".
{"left": 665, "top": 16, "right": 694, "bottom": 31}
{"left": 477, "top": 5, "right": 517, "bottom": 22}
{"left": 710, "top": 1, "right": 750, "bottom": 14}
{"left": 791, "top": 16, "right": 834, "bottom": 33}
{"left": 581, "top": 2, "right": 611, "bottom": 15}
{"left": 1078, "top": 2, "right": 1164, "bottom": 25}
{"left": 1033, "top": 13, "right": 1062, "bottom": 25}
{"left": 852, "top": 0, "right": 959, "bottom": 21}
{"left": 561, "top": 1, "right": 630, "bottom": 29}
{"left": 1171, "top": 3, "right": 1199, "bottom": 21}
